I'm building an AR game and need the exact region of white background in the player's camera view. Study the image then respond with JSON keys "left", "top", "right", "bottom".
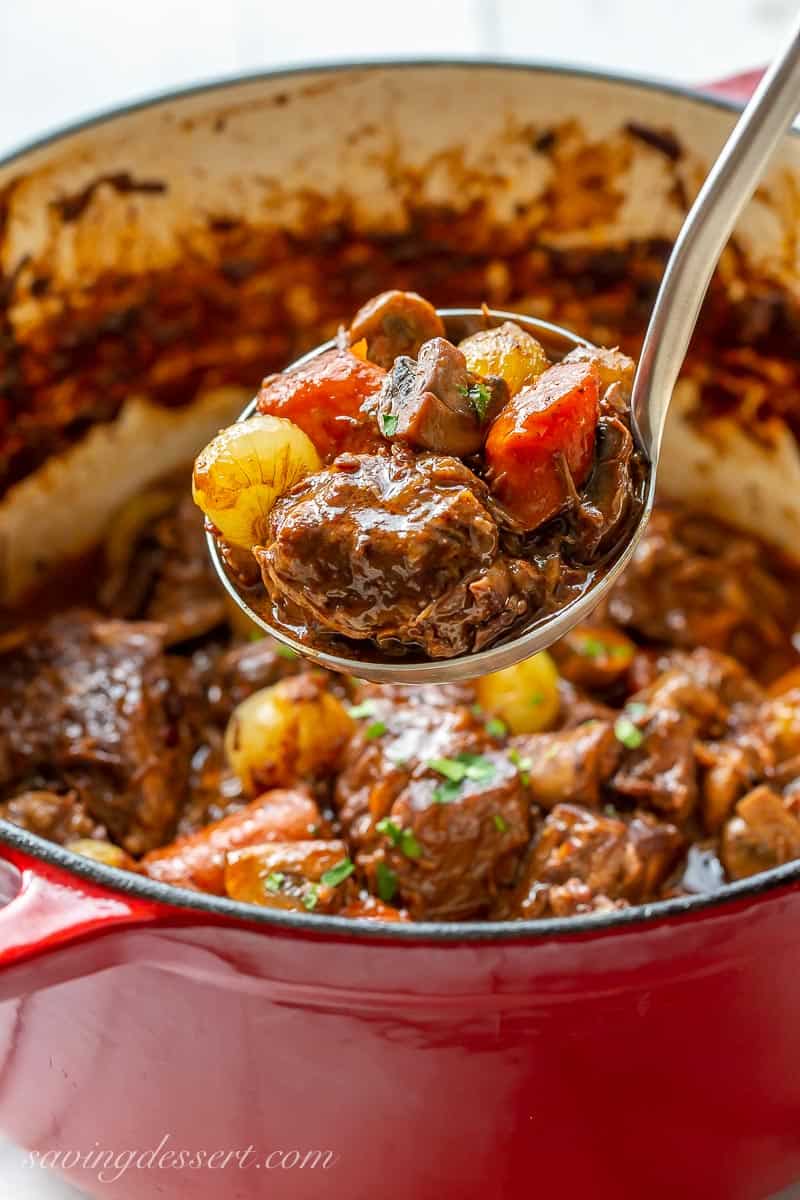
{"left": 1, "top": 0, "right": 798, "bottom": 1196}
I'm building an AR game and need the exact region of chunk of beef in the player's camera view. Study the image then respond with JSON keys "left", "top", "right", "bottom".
{"left": 360, "top": 752, "right": 529, "bottom": 920}
{"left": 610, "top": 708, "right": 698, "bottom": 823}
{"left": 0, "top": 790, "right": 105, "bottom": 845}
{"left": 336, "top": 684, "right": 527, "bottom": 919}
{"left": 694, "top": 683, "right": 797, "bottom": 832}
{"left": 377, "top": 338, "right": 506, "bottom": 456}
{"left": 408, "top": 554, "right": 546, "bottom": 657}
{"left": 628, "top": 647, "right": 762, "bottom": 739}
{"left": 334, "top": 683, "right": 485, "bottom": 846}
{"left": 258, "top": 448, "right": 543, "bottom": 657}
{"left": 607, "top": 508, "right": 792, "bottom": 670}
{"left": 697, "top": 738, "right": 769, "bottom": 833}
{"left": 0, "top": 611, "right": 191, "bottom": 854}
{"left": 347, "top": 290, "right": 446, "bottom": 368}
{"left": 511, "top": 721, "right": 622, "bottom": 810}
{"left": 566, "top": 416, "right": 638, "bottom": 562}
{"left": 721, "top": 785, "right": 800, "bottom": 880}
{"left": 503, "top": 803, "right": 684, "bottom": 918}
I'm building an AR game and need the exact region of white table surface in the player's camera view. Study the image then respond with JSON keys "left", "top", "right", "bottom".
{"left": 1, "top": 0, "right": 798, "bottom": 1195}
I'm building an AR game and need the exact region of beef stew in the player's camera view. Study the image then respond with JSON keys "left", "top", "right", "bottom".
{"left": 2, "top": 490, "right": 798, "bottom": 922}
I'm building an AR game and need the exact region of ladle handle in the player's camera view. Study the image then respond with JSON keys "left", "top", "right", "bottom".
{"left": 631, "top": 15, "right": 800, "bottom": 461}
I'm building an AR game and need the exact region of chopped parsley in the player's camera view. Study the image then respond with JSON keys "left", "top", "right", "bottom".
{"left": 458, "top": 381, "right": 493, "bottom": 422}
{"left": 275, "top": 643, "right": 299, "bottom": 660}
{"left": 578, "top": 636, "right": 630, "bottom": 661}
{"left": 364, "top": 720, "right": 387, "bottom": 741}
{"left": 427, "top": 754, "right": 496, "bottom": 784}
{"left": 433, "top": 779, "right": 463, "bottom": 804}
{"left": 348, "top": 700, "right": 377, "bottom": 719}
{"left": 378, "top": 412, "right": 399, "bottom": 437}
{"left": 376, "top": 819, "right": 422, "bottom": 860}
{"left": 265, "top": 871, "right": 285, "bottom": 894}
{"left": 400, "top": 829, "right": 422, "bottom": 859}
{"left": 493, "top": 813, "right": 508, "bottom": 833}
{"left": 470, "top": 702, "right": 484, "bottom": 718}
{"left": 485, "top": 717, "right": 508, "bottom": 739}
{"left": 376, "top": 861, "right": 398, "bottom": 903}
{"left": 303, "top": 885, "right": 319, "bottom": 911}
{"left": 508, "top": 748, "right": 533, "bottom": 786}
{"left": 625, "top": 702, "right": 649, "bottom": 720}
{"left": 529, "top": 691, "right": 545, "bottom": 706}
{"left": 376, "top": 817, "right": 402, "bottom": 845}
{"left": 614, "top": 715, "right": 645, "bottom": 750}
{"left": 248, "top": 629, "right": 264, "bottom": 642}
{"left": 320, "top": 858, "right": 355, "bottom": 888}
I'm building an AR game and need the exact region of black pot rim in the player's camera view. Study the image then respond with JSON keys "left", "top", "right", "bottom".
{"left": 2, "top": 57, "right": 798, "bottom": 946}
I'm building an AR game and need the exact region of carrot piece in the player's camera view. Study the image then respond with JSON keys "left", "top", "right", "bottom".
{"left": 484, "top": 358, "right": 600, "bottom": 530}
{"left": 256, "top": 348, "right": 386, "bottom": 460}
{"left": 142, "top": 788, "right": 324, "bottom": 895}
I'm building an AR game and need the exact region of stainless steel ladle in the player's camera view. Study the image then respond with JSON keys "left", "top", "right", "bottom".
{"left": 210, "top": 17, "right": 800, "bottom": 683}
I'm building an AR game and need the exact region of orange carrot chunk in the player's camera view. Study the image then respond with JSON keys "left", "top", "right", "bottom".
{"left": 256, "top": 348, "right": 386, "bottom": 461}
{"left": 142, "top": 788, "right": 325, "bottom": 895}
{"left": 484, "top": 358, "right": 600, "bottom": 530}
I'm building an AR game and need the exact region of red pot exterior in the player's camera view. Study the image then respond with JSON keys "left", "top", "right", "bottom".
{"left": 0, "top": 847, "right": 799, "bottom": 1200}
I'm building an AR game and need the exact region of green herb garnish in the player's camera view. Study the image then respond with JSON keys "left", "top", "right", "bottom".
{"left": 376, "top": 818, "right": 402, "bottom": 845}
{"left": 376, "top": 861, "right": 398, "bottom": 902}
{"left": 614, "top": 715, "right": 645, "bottom": 750}
{"left": 265, "top": 871, "right": 285, "bottom": 894}
{"left": 493, "top": 813, "right": 508, "bottom": 833}
{"left": 578, "top": 637, "right": 630, "bottom": 661}
{"left": 348, "top": 700, "right": 377, "bottom": 719}
{"left": 379, "top": 412, "right": 399, "bottom": 437}
{"left": 376, "top": 819, "right": 421, "bottom": 860}
{"left": 303, "top": 885, "right": 319, "bottom": 911}
{"left": 625, "top": 702, "right": 649, "bottom": 720}
{"left": 275, "top": 643, "right": 299, "bottom": 660}
{"left": 508, "top": 748, "right": 533, "bottom": 786}
{"left": 364, "top": 720, "right": 387, "bottom": 741}
{"left": 427, "top": 754, "right": 496, "bottom": 784}
{"left": 433, "top": 779, "right": 464, "bottom": 804}
{"left": 400, "top": 829, "right": 422, "bottom": 860}
{"left": 248, "top": 629, "right": 264, "bottom": 642}
{"left": 320, "top": 858, "right": 355, "bottom": 888}
{"left": 485, "top": 717, "right": 508, "bottom": 739}
{"left": 529, "top": 691, "right": 545, "bottom": 706}
{"left": 459, "top": 381, "right": 493, "bottom": 422}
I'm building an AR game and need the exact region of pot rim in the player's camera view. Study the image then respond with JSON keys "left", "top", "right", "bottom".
{"left": 0, "top": 56, "right": 747, "bottom": 172}
{"left": 3, "top": 57, "right": 798, "bottom": 944}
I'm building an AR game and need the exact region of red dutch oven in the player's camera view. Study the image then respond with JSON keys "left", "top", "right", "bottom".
{"left": 1, "top": 63, "right": 799, "bottom": 1200}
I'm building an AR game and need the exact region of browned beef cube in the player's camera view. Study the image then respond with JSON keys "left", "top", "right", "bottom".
{"left": 504, "top": 803, "right": 684, "bottom": 918}
{"left": 334, "top": 682, "right": 483, "bottom": 846}
{"left": 0, "top": 790, "right": 105, "bottom": 844}
{"left": 721, "top": 785, "right": 800, "bottom": 880}
{"left": 610, "top": 708, "right": 698, "bottom": 823}
{"left": 0, "top": 611, "right": 192, "bottom": 854}
{"left": 511, "top": 720, "right": 621, "bottom": 811}
{"left": 362, "top": 751, "right": 529, "bottom": 921}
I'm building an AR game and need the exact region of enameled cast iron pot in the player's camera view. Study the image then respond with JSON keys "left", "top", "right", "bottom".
{"left": 1, "top": 63, "right": 800, "bottom": 1200}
